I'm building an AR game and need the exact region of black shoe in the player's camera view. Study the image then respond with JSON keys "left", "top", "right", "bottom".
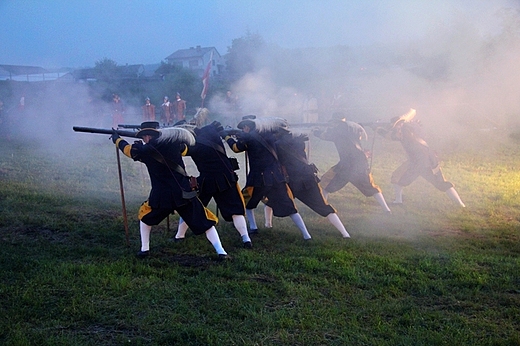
{"left": 136, "top": 250, "right": 149, "bottom": 258}
{"left": 218, "top": 254, "right": 232, "bottom": 261}
{"left": 173, "top": 237, "right": 185, "bottom": 243}
{"left": 243, "top": 241, "right": 252, "bottom": 249}
{"left": 248, "top": 229, "right": 259, "bottom": 235}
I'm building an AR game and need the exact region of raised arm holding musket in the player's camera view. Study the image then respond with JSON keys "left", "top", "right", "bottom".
{"left": 111, "top": 121, "right": 230, "bottom": 260}
{"left": 377, "top": 109, "right": 465, "bottom": 207}
{"left": 73, "top": 126, "right": 139, "bottom": 138}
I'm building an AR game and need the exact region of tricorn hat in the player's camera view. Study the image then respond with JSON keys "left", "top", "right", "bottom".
{"left": 136, "top": 121, "right": 161, "bottom": 138}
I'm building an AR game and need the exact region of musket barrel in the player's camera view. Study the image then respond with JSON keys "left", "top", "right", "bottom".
{"left": 73, "top": 126, "right": 138, "bottom": 138}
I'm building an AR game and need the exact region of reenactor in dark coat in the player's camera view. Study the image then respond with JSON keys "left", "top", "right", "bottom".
{"left": 380, "top": 109, "right": 465, "bottom": 207}
{"left": 270, "top": 129, "right": 350, "bottom": 238}
{"left": 111, "top": 121, "right": 229, "bottom": 259}
{"left": 313, "top": 112, "right": 392, "bottom": 213}
{"left": 222, "top": 116, "right": 312, "bottom": 239}
{"left": 174, "top": 120, "right": 252, "bottom": 248}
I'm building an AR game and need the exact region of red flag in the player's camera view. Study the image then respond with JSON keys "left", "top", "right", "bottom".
{"left": 201, "top": 51, "right": 213, "bottom": 100}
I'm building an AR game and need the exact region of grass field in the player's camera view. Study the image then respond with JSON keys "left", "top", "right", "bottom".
{"left": 0, "top": 131, "right": 519, "bottom": 345}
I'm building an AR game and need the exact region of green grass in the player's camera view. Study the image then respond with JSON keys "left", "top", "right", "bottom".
{"left": 0, "top": 134, "right": 519, "bottom": 345}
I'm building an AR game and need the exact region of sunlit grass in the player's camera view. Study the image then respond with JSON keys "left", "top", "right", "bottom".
{"left": 0, "top": 133, "right": 519, "bottom": 345}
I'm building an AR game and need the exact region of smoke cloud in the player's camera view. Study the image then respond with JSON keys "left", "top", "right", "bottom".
{"left": 207, "top": 3, "right": 520, "bottom": 152}
{"left": 1, "top": 1, "right": 519, "bottom": 231}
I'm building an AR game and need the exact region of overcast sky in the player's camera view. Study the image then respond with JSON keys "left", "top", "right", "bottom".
{"left": 1, "top": 0, "right": 517, "bottom": 68}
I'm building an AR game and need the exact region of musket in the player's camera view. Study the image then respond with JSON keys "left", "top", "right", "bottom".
{"left": 73, "top": 126, "right": 139, "bottom": 138}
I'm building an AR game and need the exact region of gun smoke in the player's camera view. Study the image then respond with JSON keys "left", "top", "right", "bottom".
{"left": 1, "top": 1, "right": 519, "bottom": 240}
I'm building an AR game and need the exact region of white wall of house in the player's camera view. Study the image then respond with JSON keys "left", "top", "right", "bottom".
{"left": 166, "top": 47, "right": 223, "bottom": 77}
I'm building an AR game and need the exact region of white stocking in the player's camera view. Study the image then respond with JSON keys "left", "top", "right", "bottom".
{"left": 264, "top": 205, "right": 273, "bottom": 228}
{"left": 326, "top": 213, "right": 350, "bottom": 238}
{"left": 175, "top": 217, "right": 189, "bottom": 239}
{"left": 245, "top": 208, "right": 258, "bottom": 230}
{"left": 205, "top": 226, "right": 227, "bottom": 255}
{"left": 446, "top": 187, "right": 466, "bottom": 207}
{"left": 290, "top": 213, "right": 312, "bottom": 239}
{"left": 373, "top": 192, "right": 391, "bottom": 212}
{"left": 393, "top": 184, "right": 403, "bottom": 204}
{"left": 139, "top": 221, "right": 152, "bottom": 252}
{"left": 232, "top": 215, "right": 251, "bottom": 242}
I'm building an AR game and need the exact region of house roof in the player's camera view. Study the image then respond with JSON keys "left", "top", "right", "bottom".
{"left": 0, "top": 64, "right": 49, "bottom": 75}
{"left": 165, "top": 46, "right": 218, "bottom": 60}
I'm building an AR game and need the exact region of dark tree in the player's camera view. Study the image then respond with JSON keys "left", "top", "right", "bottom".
{"left": 154, "top": 61, "right": 183, "bottom": 79}
{"left": 225, "top": 31, "right": 265, "bottom": 81}
{"left": 94, "top": 58, "right": 119, "bottom": 81}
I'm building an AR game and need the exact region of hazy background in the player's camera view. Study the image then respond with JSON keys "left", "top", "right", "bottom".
{"left": 1, "top": 0, "right": 520, "bottom": 173}
{"left": 1, "top": 0, "right": 513, "bottom": 68}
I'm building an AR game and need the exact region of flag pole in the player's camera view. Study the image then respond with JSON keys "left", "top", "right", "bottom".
{"left": 200, "top": 51, "right": 213, "bottom": 108}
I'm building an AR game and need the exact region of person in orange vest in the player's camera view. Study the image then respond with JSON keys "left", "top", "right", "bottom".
{"left": 161, "top": 96, "right": 173, "bottom": 125}
{"left": 174, "top": 92, "right": 186, "bottom": 122}
{"left": 141, "top": 97, "right": 156, "bottom": 121}
{"left": 111, "top": 93, "right": 125, "bottom": 128}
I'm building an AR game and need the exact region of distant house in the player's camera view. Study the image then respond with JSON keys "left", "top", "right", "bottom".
{"left": 165, "top": 46, "right": 223, "bottom": 77}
